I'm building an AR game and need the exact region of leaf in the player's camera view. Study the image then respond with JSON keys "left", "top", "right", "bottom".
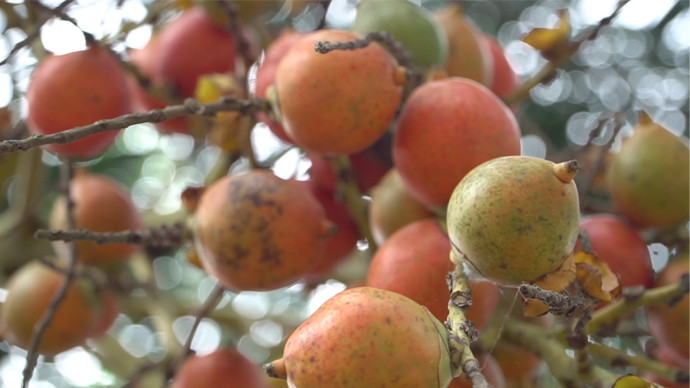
{"left": 524, "top": 253, "right": 578, "bottom": 316}
{"left": 195, "top": 74, "right": 245, "bottom": 153}
{"left": 573, "top": 250, "right": 622, "bottom": 301}
{"left": 522, "top": 9, "right": 570, "bottom": 57}
{"left": 612, "top": 375, "right": 654, "bottom": 388}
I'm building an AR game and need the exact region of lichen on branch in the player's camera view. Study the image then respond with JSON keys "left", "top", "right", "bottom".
{"left": 34, "top": 224, "right": 188, "bottom": 248}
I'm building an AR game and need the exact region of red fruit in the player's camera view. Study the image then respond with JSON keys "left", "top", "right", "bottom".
{"left": 90, "top": 292, "right": 119, "bottom": 339}
{"left": 393, "top": 78, "right": 521, "bottom": 208}
{"left": 579, "top": 214, "right": 653, "bottom": 289}
{"left": 275, "top": 29, "right": 403, "bottom": 155}
{"left": 492, "top": 341, "right": 542, "bottom": 387}
{"left": 308, "top": 150, "right": 391, "bottom": 194}
{"left": 192, "top": 170, "right": 334, "bottom": 291}
{"left": 647, "top": 256, "right": 690, "bottom": 361}
{"left": 173, "top": 348, "right": 270, "bottom": 388}
{"left": 449, "top": 354, "right": 506, "bottom": 388}
{"left": 483, "top": 35, "right": 519, "bottom": 99}
{"left": 255, "top": 29, "right": 305, "bottom": 143}
{"left": 296, "top": 180, "right": 360, "bottom": 282}
{"left": 0, "top": 260, "right": 102, "bottom": 355}
{"left": 49, "top": 172, "right": 143, "bottom": 266}
{"left": 367, "top": 219, "right": 500, "bottom": 331}
{"left": 26, "top": 45, "right": 130, "bottom": 159}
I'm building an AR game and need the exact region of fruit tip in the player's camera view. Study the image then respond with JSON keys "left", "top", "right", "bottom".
{"left": 322, "top": 220, "right": 339, "bottom": 238}
{"left": 553, "top": 160, "right": 580, "bottom": 183}
{"left": 264, "top": 358, "right": 287, "bottom": 380}
{"left": 394, "top": 66, "right": 408, "bottom": 86}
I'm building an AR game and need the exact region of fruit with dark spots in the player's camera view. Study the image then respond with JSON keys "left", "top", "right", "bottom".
{"left": 275, "top": 29, "right": 404, "bottom": 155}
{"left": 446, "top": 157, "right": 581, "bottom": 286}
{"left": 26, "top": 44, "right": 130, "bottom": 159}
{"left": 579, "top": 214, "right": 653, "bottom": 289}
{"left": 449, "top": 354, "right": 506, "bottom": 388}
{"left": 369, "top": 168, "right": 434, "bottom": 246}
{"left": 264, "top": 287, "right": 452, "bottom": 388}
{"left": 646, "top": 255, "right": 689, "bottom": 362}
{"left": 367, "top": 219, "right": 500, "bottom": 331}
{"left": 192, "top": 170, "right": 334, "bottom": 291}
{"left": 173, "top": 347, "right": 270, "bottom": 388}
{"left": 393, "top": 78, "right": 521, "bottom": 209}
{"left": 607, "top": 118, "right": 689, "bottom": 228}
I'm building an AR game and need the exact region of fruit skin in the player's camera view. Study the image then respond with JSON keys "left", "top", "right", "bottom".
{"left": 607, "top": 121, "right": 690, "bottom": 228}
{"left": 447, "top": 157, "right": 580, "bottom": 286}
{"left": 367, "top": 219, "right": 500, "bottom": 331}
{"left": 26, "top": 44, "right": 130, "bottom": 159}
{"left": 579, "top": 214, "right": 653, "bottom": 289}
{"left": 90, "top": 292, "right": 119, "bottom": 338}
{"left": 275, "top": 29, "right": 403, "bottom": 155}
{"left": 255, "top": 30, "right": 304, "bottom": 143}
{"left": 434, "top": 4, "right": 493, "bottom": 86}
{"left": 393, "top": 78, "right": 521, "bottom": 208}
{"left": 449, "top": 354, "right": 506, "bottom": 388}
{"left": 0, "top": 260, "right": 102, "bottom": 355}
{"left": 483, "top": 35, "right": 519, "bottom": 99}
{"left": 307, "top": 149, "right": 391, "bottom": 194}
{"left": 192, "top": 170, "right": 333, "bottom": 291}
{"left": 351, "top": 0, "right": 448, "bottom": 67}
{"left": 50, "top": 173, "right": 143, "bottom": 266}
{"left": 647, "top": 256, "right": 689, "bottom": 362}
{"left": 172, "top": 347, "right": 270, "bottom": 388}
{"left": 369, "top": 168, "right": 434, "bottom": 246}
{"left": 270, "top": 287, "right": 452, "bottom": 388}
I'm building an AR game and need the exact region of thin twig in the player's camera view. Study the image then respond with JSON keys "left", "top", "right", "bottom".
{"left": 568, "top": 308, "right": 594, "bottom": 380}
{"left": 588, "top": 342, "right": 690, "bottom": 384}
{"left": 219, "top": 0, "right": 256, "bottom": 67}
{"left": 21, "top": 161, "right": 77, "bottom": 388}
{"left": 0, "top": 96, "right": 270, "bottom": 155}
{"left": 518, "top": 284, "right": 592, "bottom": 318}
{"left": 34, "top": 224, "right": 187, "bottom": 248}
{"left": 179, "top": 285, "right": 225, "bottom": 359}
{"left": 0, "top": 0, "right": 77, "bottom": 67}
{"left": 29, "top": 0, "right": 96, "bottom": 44}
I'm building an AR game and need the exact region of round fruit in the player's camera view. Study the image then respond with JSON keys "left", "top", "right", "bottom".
{"left": 447, "top": 157, "right": 581, "bottom": 286}
{"left": 393, "top": 78, "right": 521, "bottom": 208}
{"left": 255, "top": 29, "right": 304, "bottom": 143}
{"left": 26, "top": 44, "right": 130, "bottom": 159}
{"left": 434, "top": 4, "right": 493, "bottom": 86}
{"left": 647, "top": 255, "right": 689, "bottom": 361}
{"left": 579, "top": 214, "right": 653, "bottom": 289}
{"left": 369, "top": 168, "right": 434, "bottom": 246}
{"left": 90, "top": 291, "right": 119, "bottom": 339}
{"left": 173, "top": 347, "right": 270, "bottom": 388}
{"left": 192, "top": 170, "right": 334, "bottom": 291}
{"left": 275, "top": 29, "right": 403, "bottom": 155}
{"left": 265, "top": 287, "right": 452, "bottom": 388}
{"left": 0, "top": 260, "right": 102, "bottom": 355}
{"left": 607, "top": 119, "right": 690, "bottom": 228}
{"left": 350, "top": 0, "right": 448, "bottom": 67}
{"left": 50, "top": 172, "right": 143, "bottom": 266}
{"left": 449, "top": 354, "right": 506, "bottom": 388}
{"left": 308, "top": 150, "right": 391, "bottom": 194}
{"left": 367, "top": 219, "right": 500, "bottom": 331}
{"left": 492, "top": 341, "right": 542, "bottom": 387}
{"left": 484, "top": 35, "right": 519, "bottom": 100}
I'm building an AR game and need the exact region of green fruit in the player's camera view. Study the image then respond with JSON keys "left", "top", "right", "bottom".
{"left": 446, "top": 157, "right": 581, "bottom": 286}
{"left": 351, "top": 0, "right": 448, "bottom": 67}
{"left": 607, "top": 118, "right": 690, "bottom": 229}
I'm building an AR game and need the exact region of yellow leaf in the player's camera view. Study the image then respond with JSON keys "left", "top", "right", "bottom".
{"left": 523, "top": 253, "right": 578, "bottom": 317}
{"left": 612, "top": 375, "right": 654, "bottom": 388}
{"left": 574, "top": 250, "right": 622, "bottom": 301}
{"left": 195, "top": 74, "right": 242, "bottom": 104}
{"left": 522, "top": 9, "right": 570, "bottom": 53}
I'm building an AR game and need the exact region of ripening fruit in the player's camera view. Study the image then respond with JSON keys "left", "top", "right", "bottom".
{"left": 192, "top": 170, "right": 334, "bottom": 291}
{"left": 369, "top": 169, "right": 434, "bottom": 246}
{"left": 367, "top": 219, "right": 500, "bottom": 331}
{"left": 26, "top": 44, "right": 130, "bottom": 159}
{"left": 447, "top": 157, "right": 581, "bottom": 286}
{"left": 307, "top": 150, "right": 391, "bottom": 194}
{"left": 173, "top": 347, "right": 271, "bottom": 388}
{"left": 449, "top": 354, "right": 506, "bottom": 388}
{"left": 275, "top": 29, "right": 404, "bottom": 155}
{"left": 351, "top": 0, "right": 448, "bottom": 67}
{"left": 255, "top": 29, "right": 304, "bottom": 143}
{"left": 434, "top": 4, "right": 493, "bottom": 86}
{"left": 50, "top": 172, "right": 143, "bottom": 266}
{"left": 492, "top": 341, "right": 542, "bottom": 387}
{"left": 483, "top": 35, "right": 519, "bottom": 99}
{"left": 647, "top": 255, "right": 690, "bottom": 362}
{"left": 607, "top": 118, "right": 690, "bottom": 229}
{"left": 0, "top": 260, "right": 104, "bottom": 355}
{"left": 579, "top": 214, "right": 653, "bottom": 289}
{"left": 90, "top": 292, "right": 119, "bottom": 339}
{"left": 393, "top": 78, "right": 521, "bottom": 209}
{"left": 264, "top": 287, "right": 452, "bottom": 388}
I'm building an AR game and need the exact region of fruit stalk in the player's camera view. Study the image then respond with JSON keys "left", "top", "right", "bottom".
{"left": 34, "top": 223, "right": 188, "bottom": 248}
{"left": 0, "top": 96, "right": 270, "bottom": 156}
{"left": 518, "top": 284, "right": 591, "bottom": 317}
{"left": 447, "top": 252, "right": 491, "bottom": 388}
{"left": 588, "top": 276, "right": 690, "bottom": 335}
{"left": 588, "top": 342, "right": 689, "bottom": 385}
{"left": 569, "top": 309, "right": 594, "bottom": 382}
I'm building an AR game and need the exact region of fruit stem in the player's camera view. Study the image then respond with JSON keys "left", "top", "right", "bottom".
{"left": 588, "top": 342, "right": 689, "bottom": 384}
{"left": 553, "top": 160, "right": 580, "bottom": 183}
{"left": 264, "top": 358, "right": 288, "bottom": 380}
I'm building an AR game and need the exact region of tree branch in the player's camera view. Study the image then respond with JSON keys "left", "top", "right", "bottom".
{"left": 0, "top": 96, "right": 270, "bottom": 156}
{"left": 518, "top": 284, "right": 592, "bottom": 318}
{"left": 34, "top": 224, "right": 188, "bottom": 248}
{"left": 588, "top": 342, "right": 689, "bottom": 385}
{"left": 29, "top": 0, "right": 96, "bottom": 44}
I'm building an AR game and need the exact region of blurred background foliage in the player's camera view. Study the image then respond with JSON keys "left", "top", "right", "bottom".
{"left": 0, "top": 0, "right": 687, "bottom": 387}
